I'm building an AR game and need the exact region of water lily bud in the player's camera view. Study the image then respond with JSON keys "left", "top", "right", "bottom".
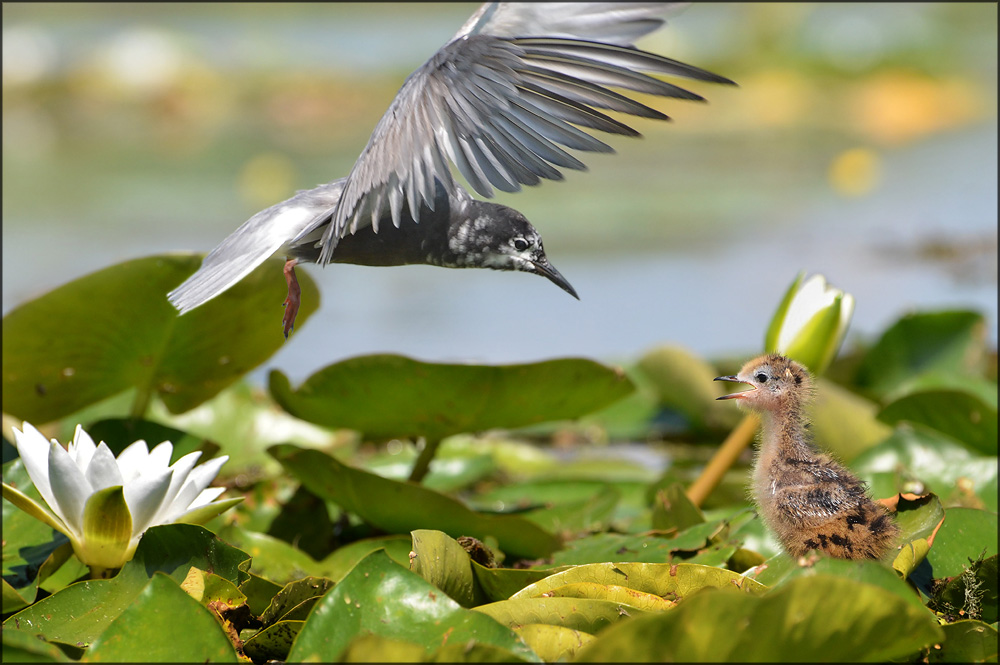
{"left": 2, "top": 422, "right": 241, "bottom": 577}
{"left": 764, "top": 272, "right": 855, "bottom": 375}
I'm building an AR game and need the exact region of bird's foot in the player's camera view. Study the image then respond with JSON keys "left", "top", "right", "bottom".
{"left": 282, "top": 259, "right": 301, "bottom": 339}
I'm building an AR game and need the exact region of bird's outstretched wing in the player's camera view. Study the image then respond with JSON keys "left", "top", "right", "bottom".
{"left": 301, "top": 2, "right": 735, "bottom": 264}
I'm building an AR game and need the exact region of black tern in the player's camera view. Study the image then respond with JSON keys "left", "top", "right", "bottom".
{"left": 167, "top": 2, "right": 735, "bottom": 336}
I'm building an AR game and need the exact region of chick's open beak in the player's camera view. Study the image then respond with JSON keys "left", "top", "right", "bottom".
{"left": 714, "top": 375, "right": 755, "bottom": 400}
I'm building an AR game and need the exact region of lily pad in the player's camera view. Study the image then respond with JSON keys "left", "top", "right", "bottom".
{"left": 930, "top": 620, "right": 998, "bottom": 663}
{"left": 878, "top": 384, "right": 997, "bottom": 455}
{"left": 513, "top": 624, "right": 595, "bottom": 662}
{"left": 547, "top": 521, "right": 730, "bottom": 567}
{"left": 287, "top": 550, "right": 537, "bottom": 662}
{"left": 513, "top": 562, "right": 766, "bottom": 601}
{"left": 85, "top": 572, "right": 237, "bottom": 662}
{"left": 242, "top": 620, "right": 303, "bottom": 664}
{"left": 637, "top": 345, "right": 740, "bottom": 431}
{"left": 269, "top": 354, "right": 634, "bottom": 441}
{"left": 575, "top": 574, "right": 943, "bottom": 662}
{"left": 269, "top": 444, "right": 561, "bottom": 559}
{"left": 853, "top": 427, "right": 998, "bottom": 512}
{"left": 474, "top": 596, "right": 649, "bottom": 634}
{"left": 2, "top": 459, "right": 68, "bottom": 610}
{"left": 925, "top": 508, "right": 998, "bottom": 579}
{"left": 3, "top": 523, "right": 250, "bottom": 647}
{"left": 854, "top": 310, "right": 988, "bottom": 399}
{"left": 1, "top": 254, "right": 319, "bottom": 423}
{"left": 471, "top": 561, "right": 571, "bottom": 603}
{"left": 410, "top": 529, "right": 482, "bottom": 608}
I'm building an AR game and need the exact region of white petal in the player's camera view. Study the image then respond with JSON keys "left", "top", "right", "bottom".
{"left": 777, "top": 274, "right": 835, "bottom": 352}
{"left": 67, "top": 424, "right": 98, "bottom": 472}
{"left": 123, "top": 465, "right": 174, "bottom": 536}
{"left": 12, "top": 423, "right": 57, "bottom": 513}
{"left": 84, "top": 443, "right": 124, "bottom": 492}
{"left": 47, "top": 439, "right": 93, "bottom": 538}
{"left": 150, "top": 451, "right": 204, "bottom": 524}
{"left": 159, "top": 456, "right": 228, "bottom": 523}
{"left": 147, "top": 441, "right": 175, "bottom": 471}
{"left": 115, "top": 439, "right": 150, "bottom": 482}
{"left": 187, "top": 486, "right": 226, "bottom": 509}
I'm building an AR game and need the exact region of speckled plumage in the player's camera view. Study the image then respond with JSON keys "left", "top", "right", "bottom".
{"left": 716, "top": 354, "right": 899, "bottom": 560}
{"left": 167, "top": 3, "right": 735, "bottom": 336}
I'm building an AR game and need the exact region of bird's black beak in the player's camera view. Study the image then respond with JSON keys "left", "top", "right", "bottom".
{"left": 533, "top": 259, "right": 579, "bottom": 300}
{"left": 714, "top": 375, "right": 754, "bottom": 400}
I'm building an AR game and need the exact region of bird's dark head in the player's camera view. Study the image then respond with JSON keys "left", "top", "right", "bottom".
{"left": 448, "top": 202, "right": 579, "bottom": 299}
{"left": 714, "top": 353, "right": 813, "bottom": 413}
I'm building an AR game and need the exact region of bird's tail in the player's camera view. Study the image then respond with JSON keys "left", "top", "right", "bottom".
{"left": 168, "top": 202, "right": 320, "bottom": 314}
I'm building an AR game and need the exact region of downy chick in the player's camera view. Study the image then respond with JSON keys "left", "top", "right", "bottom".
{"left": 716, "top": 354, "right": 899, "bottom": 560}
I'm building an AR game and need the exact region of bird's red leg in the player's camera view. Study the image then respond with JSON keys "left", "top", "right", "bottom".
{"left": 282, "top": 258, "right": 301, "bottom": 339}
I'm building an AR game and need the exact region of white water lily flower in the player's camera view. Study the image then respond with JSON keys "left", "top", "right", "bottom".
{"left": 765, "top": 272, "right": 855, "bottom": 375}
{"left": 2, "top": 422, "right": 241, "bottom": 576}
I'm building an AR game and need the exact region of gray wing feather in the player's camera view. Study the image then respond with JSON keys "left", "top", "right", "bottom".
{"left": 454, "top": 3, "right": 687, "bottom": 44}
{"left": 309, "top": 3, "right": 734, "bottom": 265}
{"left": 168, "top": 180, "right": 345, "bottom": 313}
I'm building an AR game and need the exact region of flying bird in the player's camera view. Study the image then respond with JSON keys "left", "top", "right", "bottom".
{"left": 716, "top": 354, "right": 900, "bottom": 560}
{"left": 168, "top": 3, "right": 735, "bottom": 337}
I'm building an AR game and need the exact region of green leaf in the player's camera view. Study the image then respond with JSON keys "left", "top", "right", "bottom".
{"left": 85, "top": 572, "right": 237, "bottom": 662}
{"left": 512, "top": 624, "right": 595, "bottom": 663}
{"left": 636, "top": 345, "right": 740, "bottom": 430}
{"left": 216, "top": 523, "right": 322, "bottom": 584}
{"left": 852, "top": 427, "right": 998, "bottom": 512}
{"left": 3, "top": 524, "right": 250, "bottom": 647}
{"left": 238, "top": 573, "right": 283, "bottom": 616}
{"left": 85, "top": 418, "right": 213, "bottom": 461}
{"left": 242, "top": 621, "right": 303, "bottom": 663}
{"left": 338, "top": 633, "right": 429, "bottom": 662}
{"left": 878, "top": 384, "right": 998, "bottom": 455}
{"left": 535, "top": 582, "right": 676, "bottom": 611}
{"left": 287, "top": 550, "right": 538, "bottom": 662}
{"left": 929, "top": 620, "right": 998, "bottom": 663}
{"left": 260, "top": 576, "right": 335, "bottom": 624}
{"left": 2, "top": 459, "right": 68, "bottom": 606}
{"left": 575, "top": 575, "right": 943, "bottom": 662}
{"left": 318, "top": 535, "right": 414, "bottom": 582}
{"left": 471, "top": 561, "right": 571, "bottom": 603}
{"left": 1, "top": 628, "right": 72, "bottom": 662}
{"left": 547, "top": 521, "right": 731, "bottom": 567}
{"left": 899, "top": 491, "right": 946, "bottom": 536}
{"left": 269, "top": 444, "right": 561, "bottom": 559}
{"left": 809, "top": 378, "right": 893, "bottom": 462}
{"left": 1, "top": 254, "right": 319, "bottom": 423}
{"left": 512, "top": 562, "right": 766, "bottom": 601}
{"left": 410, "top": 529, "right": 482, "bottom": 607}
{"left": 751, "top": 554, "right": 928, "bottom": 612}
{"left": 651, "top": 482, "right": 706, "bottom": 532}
{"left": 268, "top": 354, "right": 634, "bottom": 441}
{"left": 925, "top": 508, "right": 998, "bottom": 579}
{"left": 855, "top": 310, "right": 988, "bottom": 398}
{"left": 522, "top": 485, "right": 621, "bottom": 535}
{"left": 474, "top": 596, "right": 648, "bottom": 634}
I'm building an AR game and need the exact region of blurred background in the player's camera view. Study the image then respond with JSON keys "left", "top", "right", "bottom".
{"left": 3, "top": 2, "right": 997, "bottom": 385}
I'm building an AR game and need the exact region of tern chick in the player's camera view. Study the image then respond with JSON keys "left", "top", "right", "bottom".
{"left": 716, "top": 354, "right": 899, "bottom": 560}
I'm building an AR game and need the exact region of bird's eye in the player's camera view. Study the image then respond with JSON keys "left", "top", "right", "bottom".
{"left": 513, "top": 237, "right": 530, "bottom": 251}
{"left": 755, "top": 372, "right": 768, "bottom": 383}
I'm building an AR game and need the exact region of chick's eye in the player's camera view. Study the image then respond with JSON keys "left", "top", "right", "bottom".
{"left": 755, "top": 372, "right": 768, "bottom": 383}
{"left": 513, "top": 237, "right": 530, "bottom": 251}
